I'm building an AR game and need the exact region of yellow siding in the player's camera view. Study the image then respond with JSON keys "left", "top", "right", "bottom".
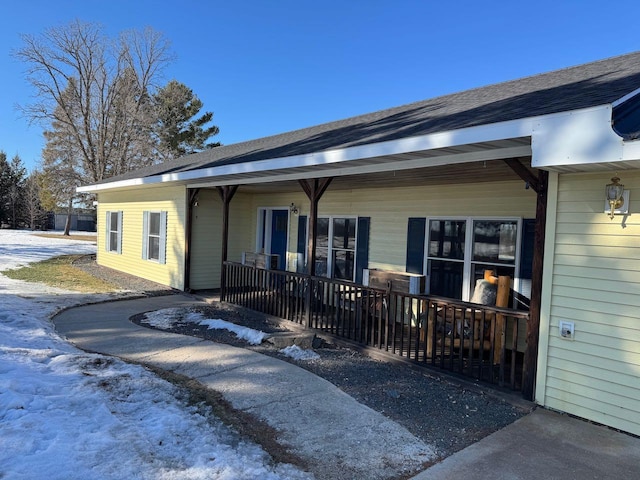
{"left": 189, "top": 191, "right": 253, "bottom": 289}
{"left": 96, "top": 186, "right": 186, "bottom": 290}
{"left": 248, "top": 180, "right": 536, "bottom": 273}
{"left": 540, "top": 170, "right": 640, "bottom": 436}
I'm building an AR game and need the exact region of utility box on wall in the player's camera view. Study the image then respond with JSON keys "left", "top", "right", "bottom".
{"left": 363, "top": 269, "right": 426, "bottom": 294}
{"left": 242, "top": 252, "right": 279, "bottom": 270}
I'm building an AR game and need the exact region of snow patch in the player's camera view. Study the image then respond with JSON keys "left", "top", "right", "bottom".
{"left": 142, "top": 308, "right": 268, "bottom": 345}
{"left": 0, "top": 230, "right": 311, "bottom": 480}
{"left": 280, "top": 345, "right": 321, "bottom": 361}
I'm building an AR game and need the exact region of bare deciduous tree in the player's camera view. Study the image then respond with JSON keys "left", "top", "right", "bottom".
{"left": 15, "top": 20, "right": 174, "bottom": 183}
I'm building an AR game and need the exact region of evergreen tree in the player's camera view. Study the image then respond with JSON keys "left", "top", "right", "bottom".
{"left": 153, "top": 80, "right": 220, "bottom": 160}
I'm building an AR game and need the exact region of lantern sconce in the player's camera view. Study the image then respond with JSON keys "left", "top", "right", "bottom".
{"left": 290, "top": 203, "right": 299, "bottom": 215}
{"left": 605, "top": 176, "right": 629, "bottom": 219}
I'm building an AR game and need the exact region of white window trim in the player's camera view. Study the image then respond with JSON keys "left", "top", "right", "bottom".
{"left": 424, "top": 216, "right": 522, "bottom": 301}
{"left": 317, "top": 215, "right": 359, "bottom": 282}
{"left": 255, "top": 207, "right": 292, "bottom": 255}
{"left": 142, "top": 211, "right": 167, "bottom": 264}
{"left": 105, "top": 211, "right": 122, "bottom": 254}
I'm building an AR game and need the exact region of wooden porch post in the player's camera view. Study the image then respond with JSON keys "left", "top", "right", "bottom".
{"left": 522, "top": 170, "right": 548, "bottom": 401}
{"left": 183, "top": 188, "right": 200, "bottom": 292}
{"left": 299, "top": 178, "right": 333, "bottom": 327}
{"left": 298, "top": 178, "right": 333, "bottom": 276}
{"left": 216, "top": 185, "right": 238, "bottom": 300}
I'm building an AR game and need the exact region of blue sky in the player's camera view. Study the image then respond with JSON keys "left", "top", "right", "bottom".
{"left": 1, "top": 0, "right": 638, "bottom": 172}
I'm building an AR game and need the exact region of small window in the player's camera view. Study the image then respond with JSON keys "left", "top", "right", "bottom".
{"left": 143, "top": 211, "right": 167, "bottom": 264}
{"left": 105, "top": 211, "right": 122, "bottom": 254}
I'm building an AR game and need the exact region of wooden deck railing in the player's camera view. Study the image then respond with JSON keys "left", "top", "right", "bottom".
{"left": 222, "top": 262, "right": 531, "bottom": 393}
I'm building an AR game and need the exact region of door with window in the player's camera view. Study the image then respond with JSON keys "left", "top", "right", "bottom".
{"left": 257, "top": 208, "right": 289, "bottom": 270}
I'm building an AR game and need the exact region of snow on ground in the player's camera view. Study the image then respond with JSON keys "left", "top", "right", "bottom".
{"left": 141, "top": 308, "right": 323, "bottom": 357}
{"left": 0, "top": 230, "right": 311, "bottom": 480}
{"left": 279, "top": 345, "right": 321, "bottom": 362}
{"left": 142, "top": 309, "right": 268, "bottom": 345}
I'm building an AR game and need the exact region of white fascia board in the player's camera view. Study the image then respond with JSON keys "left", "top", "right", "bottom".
{"left": 78, "top": 116, "right": 539, "bottom": 193}
{"left": 187, "top": 145, "right": 532, "bottom": 188}
{"left": 622, "top": 138, "right": 640, "bottom": 161}
{"left": 531, "top": 105, "right": 623, "bottom": 169}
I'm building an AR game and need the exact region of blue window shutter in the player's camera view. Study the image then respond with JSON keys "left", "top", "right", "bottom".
{"left": 159, "top": 211, "right": 167, "bottom": 265}
{"left": 518, "top": 219, "right": 536, "bottom": 301}
{"left": 406, "top": 217, "right": 426, "bottom": 274}
{"left": 116, "top": 212, "right": 123, "bottom": 255}
{"left": 142, "top": 211, "right": 149, "bottom": 260}
{"left": 355, "top": 217, "right": 370, "bottom": 284}
{"left": 296, "top": 215, "right": 307, "bottom": 273}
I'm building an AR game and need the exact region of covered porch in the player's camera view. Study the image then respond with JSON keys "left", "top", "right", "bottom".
{"left": 186, "top": 141, "right": 547, "bottom": 400}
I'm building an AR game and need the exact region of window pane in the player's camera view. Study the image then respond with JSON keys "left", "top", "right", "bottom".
{"left": 110, "top": 212, "right": 119, "bottom": 231}
{"left": 428, "top": 220, "right": 465, "bottom": 260}
{"left": 469, "top": 264, "right": 515, "bottom": 300}
{"left": 333, "top": 250, "right": 354, "bottom": 281}
{"left": 149, "top": 212, "right": 161, "bottom": 236}
{"left": 428, "top": 259, "right": 464, "bottom": 299}
{"left": 109, "top": 232, "right": 118, "bottom": 252}
{"left": 472, "top": 221, "right": 517, "bottom": 264}
{"left": 316, "top": 218, "right": 329, "bottom": 277}
{"left": 332, "top": 218, "right": 355, "bottom": 249}
{"left": 148, "top": 237, "right": 160, "bottom": 260}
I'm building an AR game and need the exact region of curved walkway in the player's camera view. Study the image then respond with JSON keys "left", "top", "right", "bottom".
{"left": 52, "top": 294, "right": 434, "bottom": 480}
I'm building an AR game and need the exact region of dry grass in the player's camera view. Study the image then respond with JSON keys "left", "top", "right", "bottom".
{"left": 34, "top": 233, "right": 97, "bottom": 243}
{"left": 2, "top": 255, "right": 119, "bottom": 293}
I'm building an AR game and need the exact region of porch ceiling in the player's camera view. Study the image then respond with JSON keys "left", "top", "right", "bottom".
{"left": 187, "top": 137, "right": 532, "bottom": 192}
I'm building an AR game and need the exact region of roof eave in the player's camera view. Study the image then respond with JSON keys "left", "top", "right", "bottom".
{"left": 77, "top": 115, "right": 537, "bottom": 194}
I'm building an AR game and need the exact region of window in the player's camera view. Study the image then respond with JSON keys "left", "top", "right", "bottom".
{"left": 143, "top": 211, "right": 167, "bottom": 263}
{"left": 470, "top": 220, "right": 517, "bottom": 294}
{"left": 105, "top": 211, "right": 122, "bottom": 254}
{"left": 427, "top": 220, "right": 466, "bottom": 298}
{"left": 426, "top": 218, "right": 520, "bottom": 301}
{"left": 316, "top": 216, "right": 357, "bottom": 281}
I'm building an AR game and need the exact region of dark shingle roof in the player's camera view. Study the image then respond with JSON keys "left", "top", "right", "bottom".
{"left": 94, "top": 51, "right": 640, "bottom": 185}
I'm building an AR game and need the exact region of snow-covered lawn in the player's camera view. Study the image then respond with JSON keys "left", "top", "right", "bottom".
{"left": 0, "top": 230, "right": 310, "bottom": 480}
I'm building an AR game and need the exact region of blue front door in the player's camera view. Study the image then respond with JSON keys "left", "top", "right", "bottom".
{"left": 270, "top": 210, "right": 288, "bottom": 269}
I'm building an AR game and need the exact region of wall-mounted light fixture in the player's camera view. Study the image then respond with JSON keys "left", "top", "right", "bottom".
{"left": 605, "top": 176, "right": 628, "bottom": 219}
{"left": 290, "top": 203, "right": 299, "bottom": 215}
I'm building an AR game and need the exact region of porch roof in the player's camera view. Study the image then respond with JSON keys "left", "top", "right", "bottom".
{"left": 79, "top": 51, "right": 640, "bottom": 193}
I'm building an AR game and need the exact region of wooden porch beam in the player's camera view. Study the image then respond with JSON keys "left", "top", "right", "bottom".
{"left": 216, "top": 185, "right": 239, "bottom": 299}
{"left": 298, "top": 178, "right": 333, "bottom": 276}
{"left": 183, "top": 188, "right": 200, "bottom": 292}
{"left": 522, "top": 169, "right": 548, "bottom": 401}
{"left": 504, "top": 158, "right": 540, "bottom": 193}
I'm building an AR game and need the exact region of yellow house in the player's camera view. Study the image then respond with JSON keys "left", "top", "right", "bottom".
{"left": 79, "top": 52, "right": 640, "bottom": 437}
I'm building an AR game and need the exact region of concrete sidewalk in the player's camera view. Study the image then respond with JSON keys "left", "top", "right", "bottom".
{"left": 52, "top": 294, "right": 640, "bottom": 480}
{"left": 413, "top": 407, "right": 640, "bottom": 480}
{"left": 52, "top": 294, "right": 434, "bottom": 480}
